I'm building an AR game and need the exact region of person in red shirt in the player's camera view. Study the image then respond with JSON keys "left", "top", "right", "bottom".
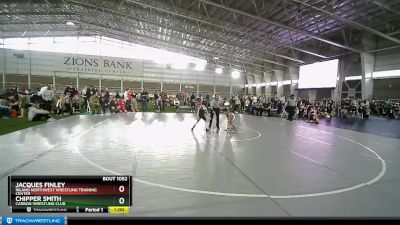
{"left": 118, "top": 99, "right": 127, "bottom": 113}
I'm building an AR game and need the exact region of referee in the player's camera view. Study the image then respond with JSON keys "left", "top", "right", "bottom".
{"left": 209, "top": 92, "right": 223, "bottom": 130}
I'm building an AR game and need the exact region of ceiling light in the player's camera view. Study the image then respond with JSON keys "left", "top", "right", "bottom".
{"left": 372, "top": 70, "right": 400, "bottom": 78}
{"left": 213, "top": 56, "right": 219, "bottom": 60}
{"left": 344, "top": 76, "right": 362, "bottom": 81}
{"left": 231, "top": 70, "right": 240, "bottom": 79}
{"left": 194, "top": 64, "right": 205, "bottom": 71}
{"left": 66, "top": 21, "right": 75, "bottom": 26}
{"left": 215, "top": 67, "right": 223, "bottom": 74}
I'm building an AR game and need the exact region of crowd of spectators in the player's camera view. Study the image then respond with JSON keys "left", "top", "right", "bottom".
{"left": 1, "top": 84, "right": 399, "bottom": 123}
{"left": 0, "top": 83, "right": 229, "bottom": 121}
{"left": 225, "top": 93, "right": 400, "bottom": 122}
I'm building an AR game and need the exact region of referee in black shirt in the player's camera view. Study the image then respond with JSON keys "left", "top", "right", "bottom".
{"left": 209, "top": 93, "right": 223, "bottom": 130}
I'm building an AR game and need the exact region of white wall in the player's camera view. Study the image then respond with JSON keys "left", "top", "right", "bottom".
{"left": 0, "top": 48, "right": 243, "bottom": 89}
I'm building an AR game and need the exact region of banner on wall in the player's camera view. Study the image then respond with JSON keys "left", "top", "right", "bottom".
{"left": 54, "top": 54, "right": 143, "bottom": 76}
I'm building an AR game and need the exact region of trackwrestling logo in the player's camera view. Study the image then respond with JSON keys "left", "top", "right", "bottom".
{"left": 2, "top": 217, "right": 64, "bottom": 225}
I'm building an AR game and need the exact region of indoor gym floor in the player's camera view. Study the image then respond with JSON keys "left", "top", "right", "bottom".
{"left": 1, "top": 113, "right": 400, "bottom": 217}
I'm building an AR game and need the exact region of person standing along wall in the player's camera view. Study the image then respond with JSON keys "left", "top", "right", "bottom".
{"left": 42, "top": 83, "right": 54, "bottom": 112}
{"left": 286, "top": 94, "right": 296, "bottom": 121}
{"left": 160, "top": 89, "right": 168, "bottom": 112}
{"left": 125, "top": 88, "right": 133, "bottom": 112}
{"left": 132, "top": 90, "right": 138, "bottom": 112}
{"left": 89, "top": 92, "right": 101, "bottom": 115}
{"left": 154, "top": 91, "right": 159, "bottom": 112}
{"left": 190, "top": 93, "right": 196, "bottom": 112}
{"left": 141, "top": 89, "right": 149, "bottom": 112}
{"left": 183, "top": 90, "right": 189, "bottom": 106}
{"left": 64, "top": 83, "right": 77, "bottom": 114}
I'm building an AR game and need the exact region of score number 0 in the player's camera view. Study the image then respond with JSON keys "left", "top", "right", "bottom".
{"left": 119, "top": 185, "right": 126, "bottom": 205}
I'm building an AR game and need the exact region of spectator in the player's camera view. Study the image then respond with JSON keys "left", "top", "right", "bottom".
{"left": 55, "top": 95, "right": 65, "bottom": 115}
{"left": 307, "top": 105, "right": 319, "bottom": 124}
{"left": 38, "top": 84, "right": 48, "bottom": 96}
{"left": 42, "top": 84, "right": 55, "bottom": 112}
{"left": 28, "top": 104, "right": 55, "bottom": 122}
{"left": 89, "top": 92, "right": 101, "bottom": 115}
{"left": 349, "top": 102, "right": 357, "bottom": 118}
{"left": 101, "top": 88, "right": 111, "bottom": 114}
{"left": 115, "top": 92, "right": 121, "bottom": 99}
{"left": 73, "top": 93, "right": 81, "bottom": 113}
{"left": 286, "top": 94, "right": 296, "bottom": 121}
{"left": 358, "top": 102, "right": 364, "bottom": 119}
{"left": 109, "top": 97, "right": 117, "bottom": 113}
{"left": 118, "top": 98, "right": 127, "bottom": 113}
{"left": 173, "top": 97, "right": 180, "bottom": 112}
{"left": 123, "top": 88, "right": 129, "bottom": 101}
{"left": 64, "top": 83, "right": 77, "bottom": 114}
{"left": 245, "top": 97, "right": 251, "bottom": 114}
{"left": 190, "top": 93, "right": 196, "bottom": 112}
{"left": 140, "top": 89, "right": 149, "bottom": 112}
{"left": 18, "top": 91, "right": 30, "bottom": 118}
{"left": 394, "top": 103, "right": 400, "bottom": 119}
{"left": 125, "top": 88, "right": 133, "bottom": 112}
{"left": 233, "top": 95, "right": 240, "bottom": 113}
{"left": 81, "top": 86, "right": 88, "bottom": 110}
{"left": 298, "top": 103, "right": 305, "bottom": 119}
{"left": 9, "top": 85, "right": 19, "bottom": 101}
{"left": 160, "top": 89, "right": 168, "bottom": 112}
{"left": 183, "top": 89, "right": 189, "bottom": 106}
{"left": 132, "top": 90, "right": 139, "bottom": 112}
{"left": 86, "top": 85, "right": 96, "bottom": 102}
{"left": 177, "top": 91, "right": 184, "bottom": 107}
{"left": 154, "top": 91, "right": 160, "bottom": 112}
{"left": 7, "top": 95, "right": 19, "bottom": 113}
{"left": 0, "top": 96, "right": 11, "bottom": 119}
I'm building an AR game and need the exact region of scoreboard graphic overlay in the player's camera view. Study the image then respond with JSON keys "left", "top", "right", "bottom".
{"left": 8, "top": 176, "right": 132, "bottom": 214}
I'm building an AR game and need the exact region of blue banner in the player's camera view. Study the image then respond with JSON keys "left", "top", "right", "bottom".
{"left": 1, "top": 217, "right": 65, "bottom": 225}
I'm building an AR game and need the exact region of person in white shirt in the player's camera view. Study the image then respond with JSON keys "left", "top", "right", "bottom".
{"left": 38, "top": 85, "right": 48, "bottom": 96}
{"left": 286, "top": 94, "right": 297, "bottom": 121}
{"left": 55, "top": 95, "right": 65, "bottom": 115}
{"left": 173, "top": 97, "right": 180, "bottom": 112}
{"left": 123, "top": 89, "right": 129, "bottom": 100}
{"left": 28, "top": 104, "right": 55, "bottom": 122}
{"left": 41, "top": 84, "right": 55, "bottom": 111}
